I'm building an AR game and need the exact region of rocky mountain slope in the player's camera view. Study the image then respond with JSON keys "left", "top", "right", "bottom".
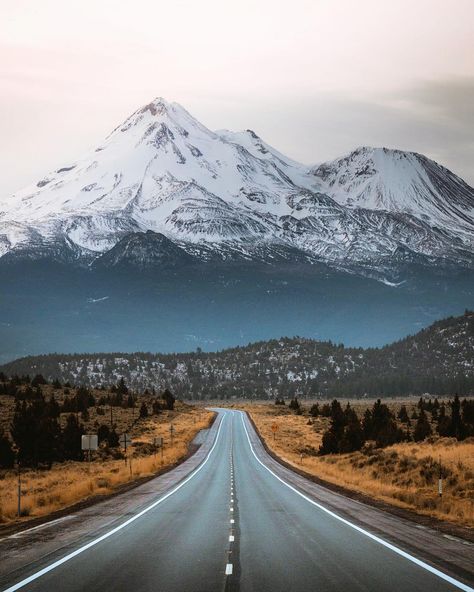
{"left": 2, "top": 311, "right": 473, "bottom": 398}
{"left": 1, "top": 98, "right": 473, "bottom": 275}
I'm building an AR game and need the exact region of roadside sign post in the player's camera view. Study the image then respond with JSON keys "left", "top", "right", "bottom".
{"left": 438, "top": 455, "right": 443, "bottom": 498}
{"left": 17, "top": 458, "right": 21, "bottom": 518}
{"left": 120, "top": 433, "right": 132, "bottom": 470}
{"left": 81, "top": 435, "right": 98, "bottom": 471}
{"left": 271, "top": 423, "right": 279, "bottom": 441}
{"left": 153, "top": 437, "right": 164, "bottom": 464}
{"left": 170, "top": 424, "right": 175, "bottom": 447}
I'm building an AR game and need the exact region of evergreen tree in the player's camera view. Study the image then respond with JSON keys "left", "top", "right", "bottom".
{"left": 36, "top": 415, "right": 61, "bottom": 468}
{"left": 319, "top": 400, "right": 346, "bottom": 454}
{"left": 364, "top": 399, "right": 402, "bottom": 448}
{"left": 289, "top": 397, "right": 303, "bottom": 415}
{"left": 97, "top": 424, "right": 110, "bottom": 444}
{"left": 437, "top": 404, "right": 451, "bottom": 436}
{"left": 414, "top": 409, "right": 432, "bottom": 442}
{"left": 450, "top": 395, "right": 467, "bottom": 440}
{"left": 139, "top": 402, "right": 149, "bottom": 419}
{"left": 462, "top": 399, "right": 474, "bottom": 431}
{"left": 162, "top": 389, "right": 176, "bottom": 411}
{"left": 117, "top": 377, "right": 129, "bottom": 396}
{"left": 62, "top": 414, "right": 84, "bottom": 461}
{"left": 108, "top": 429, "right": 119, "bottom": 448}
{"left": 47, "top": 394, "right": 61, "bottom": 418}
{"left": 0, "top": 431, "right": 15, "bottom": 468}
{"left": 11, "top": 401, "right": 38, "bottom": 466}
{"left": 397, "top": 405, "right": 410, "bottom": 424}
{"left": 340, "top": 407, "right": 365, "bottom": 452}
{"left": 31, "top": 374, "right": 47, "bottom": 387}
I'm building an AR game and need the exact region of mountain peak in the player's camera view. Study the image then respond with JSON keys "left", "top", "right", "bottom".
{"left": 312, "top": 146, "right": 474, "bottom": 238}
{"left": 139, "top": 97, "right": 175, "bottom": 116}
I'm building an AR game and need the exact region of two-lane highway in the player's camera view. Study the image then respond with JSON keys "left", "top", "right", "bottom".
{"left": 0, "top": 410, "right": 473, "bottom": 592}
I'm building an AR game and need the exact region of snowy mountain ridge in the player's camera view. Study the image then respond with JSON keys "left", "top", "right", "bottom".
{"left": 1, "top": 97, "right": 473, "bottom": 274}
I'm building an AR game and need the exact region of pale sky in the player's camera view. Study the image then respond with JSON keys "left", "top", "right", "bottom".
{"left": 1, "top": 0, "right": 474, "bottom": 196}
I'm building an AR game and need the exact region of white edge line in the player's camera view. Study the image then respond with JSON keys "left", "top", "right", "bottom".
{"left": 225, "top": 563, "right": 233, "bottom": 575}
{"left": 2, "top": 413, "right": 228, "bottom": 592}
{"left": 240, "top": 412, "right": 473, "bottom": 592}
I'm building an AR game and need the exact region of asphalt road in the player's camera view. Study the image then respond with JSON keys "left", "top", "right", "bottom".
{"left": 0, "top": 410, "right": 473, "bottom": 592}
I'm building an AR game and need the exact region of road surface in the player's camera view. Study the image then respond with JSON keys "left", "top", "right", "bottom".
{"left": 0, "top": 410, "right": 473, "bottom": 591}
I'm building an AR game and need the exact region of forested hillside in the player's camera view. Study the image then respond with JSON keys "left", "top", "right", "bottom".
{"left": 2, "top": 311, "right": 473, "bottom": 399}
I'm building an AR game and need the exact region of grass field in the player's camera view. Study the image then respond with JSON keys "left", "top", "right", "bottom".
{"left": 239, "top": 402, "right": 474, "bottom": 528}
{"left": 0, "top": 402, "right": 214, "bottom": 524}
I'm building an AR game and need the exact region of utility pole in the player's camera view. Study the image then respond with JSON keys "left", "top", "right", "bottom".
{"left": 438, "top": 455, "right": 443, "bottom": 498}
{"left": 110, "top": 403, "right": 113, "bottom": 430}
{"left": 17, "top": 459, "right": 21, "bottom": 518}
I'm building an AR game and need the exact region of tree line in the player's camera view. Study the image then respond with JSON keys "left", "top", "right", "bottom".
{"left": 0, "top": 374, "right": 176, "bottom": 469}
{"left": 316, "top": 395, "right": 474, "bottom": 455}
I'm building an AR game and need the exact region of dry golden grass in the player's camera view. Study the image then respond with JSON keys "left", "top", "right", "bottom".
{"left": 0, "top": 404, "right": 214, "bottom": 524}
{"left": 240, "top": 403, "right": 474, "bottom": 528}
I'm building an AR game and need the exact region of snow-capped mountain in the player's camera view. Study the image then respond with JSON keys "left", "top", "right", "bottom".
{"left": 311, "top": 147, "right": 474, "bottom": 242}
{"left": 1, "top": 98, "right": 473, "bottom": 273}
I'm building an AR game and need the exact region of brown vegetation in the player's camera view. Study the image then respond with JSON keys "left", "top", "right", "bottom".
{"left": 241, "top": 402, "right": 474, "bottom": 528}
{"left": 0, "top": 403, "right": 213, "bottom": 524}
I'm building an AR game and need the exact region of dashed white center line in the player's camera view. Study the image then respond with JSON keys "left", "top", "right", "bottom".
{"left": 230, "top": 507, "right": 234, "bottom": 512}
{"left": 229, "top": 535, "right": 235, "bottom": 542}
{"left": 230, "top": 519, "right": 235, "bottom": 524}
{"left": 225, "top": 563, "right": 233, "bottom": 575}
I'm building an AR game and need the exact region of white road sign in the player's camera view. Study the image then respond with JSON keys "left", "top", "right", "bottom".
{"left": 81, "top": 434, "right": 98, "bottom": 451}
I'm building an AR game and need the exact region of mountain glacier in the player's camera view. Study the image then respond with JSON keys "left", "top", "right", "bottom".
{"left": 1, "top": 97, "right": 473, "bottom": 275}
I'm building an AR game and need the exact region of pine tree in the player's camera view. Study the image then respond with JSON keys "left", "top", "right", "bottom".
{"left": 162, "top": 389, "right": 175, "bottom": 411}
{"left": 62, "top": 414, "right": 84, "bottom": 461}
{"left": 414, "top": 409, "right": 432, "bottom": 442}
{"left": 11, "top": 401, "right": 38, "bottom": 466}
{"left": 437, "top": 404, "right": 451, "bottom": 436}
{"left": 139, "top": 402, "right": 148, "bottom": 419}
{"left": 450, "top": 395, "right": 467, "bottom": 440}
{"left": 97, "top": 424, "right": 110, "bottom": 444}
{"left": 31, "top": 374, "right": 47, "bottom": 387}
{"left": 397, "top": 405, "right": 410, "bottom": 424}
{"left": 47, "top": 394, "right": 61, "bottom": 418}
{"left": 108, "top": 429, "right": 119, "bottom": 448}
{"left": 0, "top": 431, "right": 15, "bottom": 468}
{"left": 340, "top": 410, "right": 365, "bottom": 452}
{"left": 319, "top": 400, "right": 346, "bottom": 454}
{"left": 117, "top": 377, "right": 128, "bottom": 396}
{"left": 36, "top": 416, "right": 61, "bottom": 468}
